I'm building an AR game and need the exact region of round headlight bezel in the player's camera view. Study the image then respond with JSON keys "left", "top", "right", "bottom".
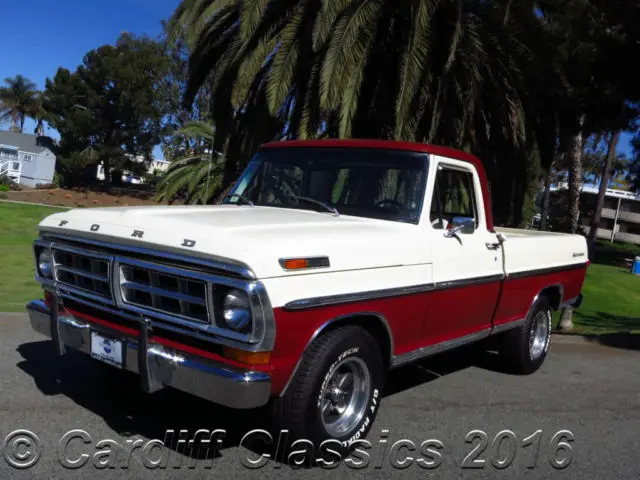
{"left": 37, "top": 249, "right": 53, "bottom": 279}
{"left": 221, "top": 288, "right": 252, "bottom": 333}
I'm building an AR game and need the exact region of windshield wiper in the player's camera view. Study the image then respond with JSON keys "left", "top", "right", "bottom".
{"left": 286, "top": 194, "right": 339, "bottom": 217}
{"left": 226, "top": 194, "right": 255, "bottom": 207}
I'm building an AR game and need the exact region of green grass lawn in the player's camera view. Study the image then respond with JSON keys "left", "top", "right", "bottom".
{"left": 0, "top": 203, "right": 65, "bottom": 312}
{"left": 560, "top": 263, "right": 640, "bottom": 335}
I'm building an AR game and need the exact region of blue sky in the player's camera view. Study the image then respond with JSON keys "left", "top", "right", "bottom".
{"left": 0, "top": 0, "right": 636, "bottom": 160}
{"left": 1, "top": 0, "right": 180, "bottom": 158}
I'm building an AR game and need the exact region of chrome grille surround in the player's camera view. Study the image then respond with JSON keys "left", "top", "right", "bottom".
{"left": 51, "top": 244, "right": 113, "bottom": 302}
{"left": 33, "top": 235, "right": 275, "bottom": 351}
{"left": 117, "top": 258, "right": 209, "bottom": 323}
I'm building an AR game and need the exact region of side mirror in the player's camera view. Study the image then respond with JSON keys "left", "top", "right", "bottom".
{"left": 443, "top": 219, "right": 475, "bottom": 239}
{"left": 453, "top": 216, "right": 475, "bottom": 234}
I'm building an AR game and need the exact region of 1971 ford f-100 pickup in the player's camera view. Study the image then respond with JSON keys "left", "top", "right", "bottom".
{"left": 27, "top": 139, "right": 587, "bottom": 447}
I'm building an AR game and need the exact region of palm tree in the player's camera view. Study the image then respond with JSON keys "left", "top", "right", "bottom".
{"left": 0, "top": 75, "right": 40, "bottom": 132}
{"left": 167, "top": 0, "right": 559, "bottom": 222}
{"left": 156, "top": 121, "right": 226, "bottom": 204}
{"left": 169, "top": 0, "right": 546, "bottom": 145}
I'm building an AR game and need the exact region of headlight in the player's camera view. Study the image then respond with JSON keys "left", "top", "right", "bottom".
{"left": 37, "top": 250, "right": 52, "bottom": 278}
{"left": 222, "top": 288, "right": 251, "bottom": 332}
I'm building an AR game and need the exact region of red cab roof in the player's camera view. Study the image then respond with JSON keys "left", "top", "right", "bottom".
{"left": 261, "top": 139, "right": 494, "bottom": 231}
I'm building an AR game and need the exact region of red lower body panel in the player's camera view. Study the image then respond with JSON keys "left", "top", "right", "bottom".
{"left": 269, "top": 263, "right": 588, "bottom": 395}
{"left": 493, "top": 265, "right": 588, "bottom": 327}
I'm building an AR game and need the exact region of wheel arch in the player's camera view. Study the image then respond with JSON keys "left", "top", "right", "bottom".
{"left": 278, "top": 311, "right": 394, "bottom": 397}
{"left": 535, "top": 283, "right": 564, "bottom": 310}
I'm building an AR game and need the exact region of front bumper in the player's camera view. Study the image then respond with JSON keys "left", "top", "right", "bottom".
{"left": 26, "top": 299, "right": 271, "bottom": 409}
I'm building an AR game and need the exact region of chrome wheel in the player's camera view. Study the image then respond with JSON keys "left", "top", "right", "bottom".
{"left": 320, "top": 356, "right": 371, "bottom": 438}
{"left": 529, "top": 310, "right": 550, "bottom": 360}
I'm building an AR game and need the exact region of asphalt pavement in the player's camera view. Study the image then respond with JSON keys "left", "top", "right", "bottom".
{"left": 1, "top": 312, "right": 639, "bottom": 479}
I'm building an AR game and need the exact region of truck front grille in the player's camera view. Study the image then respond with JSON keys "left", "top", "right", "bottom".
{"left": 118, "top": 262, "right": 209, "bottom": 323}
{"left": 52, "top": 247, "right": 112, "bottom": 300}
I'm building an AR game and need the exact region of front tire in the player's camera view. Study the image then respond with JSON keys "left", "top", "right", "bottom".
{"left": 271, "top": 325, "right": 385, "bottom": 448}
{"left": 499, "top": 296, "right": 552, "bottom": 374}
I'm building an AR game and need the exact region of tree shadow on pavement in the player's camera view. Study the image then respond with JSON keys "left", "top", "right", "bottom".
{"left": 15, "top": 340, "right": 526, "bottom": 468}
{"left": 571, "top": 311, "right": 640, "bottom": 351}
{"left": 582, "top": 333, "right": 640, "bottom": 351}
{"left": 382, "top": 344, "right": 514, "bottom": 398}
{"left": 16, "top": 341, "right": 272, "bottom": 466}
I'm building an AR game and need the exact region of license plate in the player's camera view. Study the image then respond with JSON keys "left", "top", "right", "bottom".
{"left": 90, "top": 331, "right": 123, "bottom": 368}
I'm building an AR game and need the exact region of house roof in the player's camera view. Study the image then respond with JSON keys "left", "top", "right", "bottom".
{"left": 0, "top": 130, "right": 55, "bottom": 155}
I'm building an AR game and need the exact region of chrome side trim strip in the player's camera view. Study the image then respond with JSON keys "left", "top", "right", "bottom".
{"left": 278, "top": 312, "right": 395, "bottom": 397}
{"left": 284, "top": 283, "right": 436, "bottom": 310}
{"left": 435, "top": 274, "right": 504, "bottom": 290}
{"left": 40, "top": 231, "right": 256, "bottom": 280}
{"left": 490, "top": 318, "right": 526, "bottom": 335}
{"left": 507, "top": 262, "right": 587, "bottom": 280}
{"left": 283, "top": 274, "right": 504, "bottom": 311}
{"left": 391, "top": 328, "right": 492, "bottom": 368}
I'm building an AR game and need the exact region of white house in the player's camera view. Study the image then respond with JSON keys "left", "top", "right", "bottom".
{"left": 0, "top": 130, "right": 57, "bottom": 187}
{"left": 96, "top": 155, "right": 170, "bottom": 184}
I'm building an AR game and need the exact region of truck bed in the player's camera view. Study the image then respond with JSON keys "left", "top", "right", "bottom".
{"left": 495, "top": 227, "right": 588, "bottom": 276}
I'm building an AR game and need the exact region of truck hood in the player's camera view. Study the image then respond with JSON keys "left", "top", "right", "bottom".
{"left": 39, "top": 205, "right": 429, "bottom": 278}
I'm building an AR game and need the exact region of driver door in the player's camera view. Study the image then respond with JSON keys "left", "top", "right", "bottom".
{"left": 422, "top": 161, "right": 503, "bottom": 343}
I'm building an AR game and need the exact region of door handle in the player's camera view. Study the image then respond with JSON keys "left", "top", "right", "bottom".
{"left": 485, "top": 242, "right": 501, "bottom": 250}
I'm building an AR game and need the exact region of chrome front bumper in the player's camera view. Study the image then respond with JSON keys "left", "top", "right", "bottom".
{"left": 26, "top": 299, "right": 271, "bottom": 409}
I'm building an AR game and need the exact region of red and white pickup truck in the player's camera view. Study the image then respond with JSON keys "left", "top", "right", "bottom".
{"left": 28, "top": 140, "right": 587, "bottom": 447}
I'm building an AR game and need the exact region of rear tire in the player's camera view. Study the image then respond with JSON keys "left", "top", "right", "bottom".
{"left": 271, "top": 325, "right": 385, "bottom": 450}
{"left": 499, "top": 296, "right": 552, "bottom": 374}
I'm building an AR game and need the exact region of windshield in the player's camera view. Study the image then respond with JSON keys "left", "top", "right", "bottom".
{"left": 223, "top": 147, "right": 428, "bottom": 223}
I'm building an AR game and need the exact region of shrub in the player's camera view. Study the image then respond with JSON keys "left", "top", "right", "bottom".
{"left": 0, "top": 185, "right": 9, "bottom": 192}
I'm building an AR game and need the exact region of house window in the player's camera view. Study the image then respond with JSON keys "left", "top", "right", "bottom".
{"left": 11, "top": 162, "right": 20, "bottom": 171}
{"left": 23, "top": 154, "right": 32, "bottom": 162}
{"left": 0, "top": 148, "right": 18, "bottom": 159}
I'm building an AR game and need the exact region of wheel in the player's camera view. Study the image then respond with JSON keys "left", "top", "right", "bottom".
{"left": 499, "top": 296, "right": 552, "bottom": 374}
{"left": 271, "top": 325, "right": 385, "bottom": 449}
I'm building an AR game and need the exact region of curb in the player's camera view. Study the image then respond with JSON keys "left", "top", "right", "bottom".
{"left": 549, "top": 333, "right": 592, "bottom": 345}
{"left": 0, "top": 199, "right": 72, "bottom": 209}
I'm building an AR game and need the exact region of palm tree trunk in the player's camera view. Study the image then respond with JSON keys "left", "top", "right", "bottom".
{"left": 540, "top": 163, "right": 552, "bottom": 231}
{"left": 587, "top": 131, "right": 620, "bottom": 256}
{"left": 567, "top": 115, "right": 585, "bottom": 233}
{"left": 557, "top": 305, "right": 574, "bottom": 331}
{"left": 9, "top": 112, "right": 19, "bottom": 132}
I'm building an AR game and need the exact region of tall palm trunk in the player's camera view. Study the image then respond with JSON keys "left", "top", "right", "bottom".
{"left": 587, "top": 131, "right": 621, "bottom": 256}
{"left": 558, "top": 115, "right": 585, "bottom": 332}
{"left": 9, "top": 112, "right": 19, "bottom": 132}
{"left": 567, "top": 115, "right": 585, "bottom": 234}
{"left": 539, "top": 163, "right": 553, "bottom": 231}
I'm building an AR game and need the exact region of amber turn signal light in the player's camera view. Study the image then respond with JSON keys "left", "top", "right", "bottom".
{"left": 222, "top": 347, "right": 271, "bottom": 365}
{"left": 279, "top": 256, "right": 330, "bottom": 270}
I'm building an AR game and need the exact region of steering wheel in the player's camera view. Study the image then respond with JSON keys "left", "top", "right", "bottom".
{"left": 374, "top": 199, "right": 404, "bottom": 209}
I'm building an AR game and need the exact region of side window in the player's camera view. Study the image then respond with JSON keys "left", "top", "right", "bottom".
{"left": 430, "top": 166, "right": 478, "bottom": 232}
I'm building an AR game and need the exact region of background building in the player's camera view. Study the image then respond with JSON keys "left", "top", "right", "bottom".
{"left": 579, "top": 186, "right": 640, "bottom": 245}
{"left": 96, "top": 155, "right": 170, "bottom": 184}
{"left": 0, "top": 130, "right": 57, "bottom": 187}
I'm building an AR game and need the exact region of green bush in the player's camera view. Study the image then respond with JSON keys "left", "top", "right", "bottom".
{"left": 0, "top": 185, "right": 9, "bottom": 192}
